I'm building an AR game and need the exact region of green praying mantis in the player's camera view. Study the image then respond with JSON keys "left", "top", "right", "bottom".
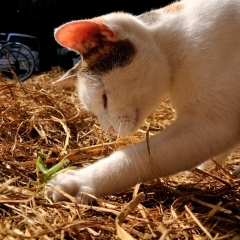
{"left": 36, "top": 151, "right": 77, "bottom": 187}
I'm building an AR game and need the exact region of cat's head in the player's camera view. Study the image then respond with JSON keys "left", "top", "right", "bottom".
{"left": 53, "top": 12, "right": 170, "bottom": 136}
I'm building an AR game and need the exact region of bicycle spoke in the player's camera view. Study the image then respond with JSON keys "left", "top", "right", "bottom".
{"left": 0, "top": 42, "right": 35, "bottom": 81}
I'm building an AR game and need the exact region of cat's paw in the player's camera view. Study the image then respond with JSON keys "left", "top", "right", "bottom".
{"left": 44, "top": 169, "right": 95, "bottom": 204}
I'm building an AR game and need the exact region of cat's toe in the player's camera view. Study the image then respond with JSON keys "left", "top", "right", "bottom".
{"left": 44, "top": 173, "right": 81, "bottom": 202}
{"left": 76, "top": 186, "right": 96, "bottom": 204}
{"left": 45, "top": 184, "right": 66, "bottom": 202}
{"left": 44, "top": 171, "right": 95, "bottom": 204}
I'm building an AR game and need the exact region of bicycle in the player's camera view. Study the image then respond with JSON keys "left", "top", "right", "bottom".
{"left": 0, "top": 41, "right": 35, "bottom": 81}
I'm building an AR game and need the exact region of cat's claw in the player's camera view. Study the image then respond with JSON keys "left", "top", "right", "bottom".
{"left": 44, "top": 169, "right": 95, "bottom": 204}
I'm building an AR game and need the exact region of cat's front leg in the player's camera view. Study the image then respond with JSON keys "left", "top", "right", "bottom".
{"left": 197, "top": 147, "right": 236, "bottom": 171}
{"left": 45, "top": 115, "right": 238, "bottom": 203}
{"left": 45, "top": 150, "right": 150, "bottom": 203}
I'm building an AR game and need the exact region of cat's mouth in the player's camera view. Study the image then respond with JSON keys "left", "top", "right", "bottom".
{"left": 106, "top": 123, "right": 139, "bottom": 136}
{"left": 105, "top": 110, "right": 139, "bottom": 136}
{"left": 106, "top": 126, "right": 118, "bottom": 135}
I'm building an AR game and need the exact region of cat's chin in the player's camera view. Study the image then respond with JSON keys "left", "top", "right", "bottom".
{"left": 106, "top": 125, "right": 139, "bottom": 137}
{"left": 106, "top": 126, "right": 118, "bottom": 135}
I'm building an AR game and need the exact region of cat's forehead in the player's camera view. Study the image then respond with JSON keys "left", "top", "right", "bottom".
{"left": 80, "top": 39, "right": 136, "bottom": 75}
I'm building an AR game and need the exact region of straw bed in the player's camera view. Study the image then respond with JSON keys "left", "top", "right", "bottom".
{"left": 0, "top": 68, "right": 240, "bottom": 239}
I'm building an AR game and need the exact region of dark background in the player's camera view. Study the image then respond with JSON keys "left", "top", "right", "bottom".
{"left": 1, "top": 0, "right": 172, "bottom": 71}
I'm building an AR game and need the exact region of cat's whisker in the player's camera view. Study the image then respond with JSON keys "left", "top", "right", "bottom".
{"left": 103, "top": 124, "right": 113, "bottom": 134}
{"left": 128, "top": 118, "right": 137, "bottom": 124}
{"left": 128, "top": 135, "right": 149, "bottom": 181}
{"left": 112, "top": 122, "right": 122, "bottom": 149}
{"left": 117, "top": 122, "right": 122, "bottom": 140}
{"left": 126, "top": 119, "right": 137, "bottom": 133}
{"left": 91, "top": 100, "right": 94, "bottom": 111}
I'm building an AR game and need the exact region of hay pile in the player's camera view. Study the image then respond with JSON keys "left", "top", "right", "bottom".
{"left": 0, "top": 68, "right": 240, "bottom": 240}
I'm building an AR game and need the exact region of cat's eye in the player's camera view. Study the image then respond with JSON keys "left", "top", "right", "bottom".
{"left": 103, "top": 94, "right": 107, "bottom": 109}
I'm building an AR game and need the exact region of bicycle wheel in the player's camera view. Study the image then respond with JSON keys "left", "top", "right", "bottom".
{"left": 0, "top": 42, "right": 35, "bottom": 81}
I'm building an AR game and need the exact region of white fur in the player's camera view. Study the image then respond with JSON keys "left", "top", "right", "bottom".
{"left": 46, "top": 0, "right": 240, "bottom": 203}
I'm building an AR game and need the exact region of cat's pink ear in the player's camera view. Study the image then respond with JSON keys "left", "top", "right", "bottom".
{"left": 54, "top": 20, "right": 116, "bottom": 54}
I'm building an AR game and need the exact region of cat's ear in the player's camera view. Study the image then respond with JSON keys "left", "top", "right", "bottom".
{"left": 54, "top": 20, "right": 116, "bottom": 54}
{"left": 52, "top": 61, "right": 80, "bottom": 87}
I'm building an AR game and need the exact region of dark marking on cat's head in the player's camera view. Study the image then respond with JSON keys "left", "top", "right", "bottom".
{"left": 162, "top": 2, "right": 184, "bottom": 13}
{"left": 138, "top": 3, "right": 184, "bottom": 25}
{"left": 137, "top": 10, "right": 160, "bottom": 25}
{"left": 80, "top": 39, "right": 136, "bottom": 75}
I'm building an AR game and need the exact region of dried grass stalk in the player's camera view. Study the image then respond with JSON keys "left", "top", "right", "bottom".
{"left": 0, "top": 68, "right": 240, "bottom": 239}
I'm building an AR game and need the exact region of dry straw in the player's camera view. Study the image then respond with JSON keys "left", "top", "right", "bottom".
{"left": 0, "top": 68, "right": 240, "bottom": 239}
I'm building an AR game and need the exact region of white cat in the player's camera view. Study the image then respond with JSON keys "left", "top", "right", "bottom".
{"left": 45, "top": 0, "right": 240, "bottom": 203}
